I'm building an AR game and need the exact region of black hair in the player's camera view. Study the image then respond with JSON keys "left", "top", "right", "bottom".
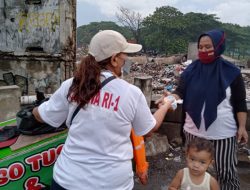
{"left": 186, "top": 137, "right": 214, "bottom": 158}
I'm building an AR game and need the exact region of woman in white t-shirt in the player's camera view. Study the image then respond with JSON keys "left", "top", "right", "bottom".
{"left": 32, "top": 30, "right": 173, "bottom": 190}
{"left": 169, "top": 29, "right": 248, "bottom": 190}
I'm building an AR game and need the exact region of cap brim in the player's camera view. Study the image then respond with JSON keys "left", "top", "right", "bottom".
{"left": 123, "top": 43, "right": 142, "bottom": 53}
{"left": 0, "top": 136, "right": 18, "bottom": 149}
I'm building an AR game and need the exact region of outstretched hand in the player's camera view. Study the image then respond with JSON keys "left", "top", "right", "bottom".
{"left": 155, "top": 90, "right": 171, "bottom": 108}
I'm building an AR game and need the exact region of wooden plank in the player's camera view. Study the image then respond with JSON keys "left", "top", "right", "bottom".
{"left": 10, "top": 130, "right": 67, "bottom": 151}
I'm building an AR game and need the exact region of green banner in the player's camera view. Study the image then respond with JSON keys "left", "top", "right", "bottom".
{"left": 0, "top": 134, "right": 66, "bottom": 190}
{"left": 0, "top": 118, "right": 16, "bottom": 128}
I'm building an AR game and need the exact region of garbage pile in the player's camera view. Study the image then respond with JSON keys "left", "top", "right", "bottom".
{"left": 129, "top": 56, "right": 184, "bottom": 95}
{"left": 242, "top": 73, "right": 250, "bottom": 100}
{"left": 129, "top": 57, "right": 250, "bottom": 100}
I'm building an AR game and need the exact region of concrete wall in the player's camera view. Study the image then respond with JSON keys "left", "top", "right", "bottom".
{"left": 0, "top": 58, "right": 65, "bottom": 94}
{"left": 0, "top": 85, "right": 21, "bottom": 121}
{"left": 0, "top": 0, "right": 75, "bottom": 55}
{"left": 134, "top": 76, "right": 152, "bottom": 107}
{"left": 187, "top": 42, "right": 198, "bottom": 61}
{"left": 0, "top": 0, "right": 76, "bottom": 95}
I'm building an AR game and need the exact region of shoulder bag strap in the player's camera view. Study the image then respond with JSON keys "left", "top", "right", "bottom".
{"left": 70, "top": 76, "right": 116, "bottom": 125}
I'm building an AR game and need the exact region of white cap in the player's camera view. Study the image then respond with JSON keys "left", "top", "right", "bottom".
{"left": 89, "top": 30, "right": 142, "bottom": 62}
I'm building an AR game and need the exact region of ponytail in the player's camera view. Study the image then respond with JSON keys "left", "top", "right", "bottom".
{"left": 67, "top": 55, "right": 107, "bottom": 108}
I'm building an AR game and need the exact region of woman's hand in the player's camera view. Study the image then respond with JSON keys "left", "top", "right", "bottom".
{"left": 155, "top": 90, "right": 171, "bottom": 108}
{"left": 237, "top": 127, "right": 248, "bottom": 144}
{"left": 157, "top": 95, "right": 177, "bottom": 111}
{"left": 155, "top": 95, "right": 165, "bottom": 108}
{"left": 155, "top": 91, "right": 181, "bottom": 110}
{"left": 148, "top": 93, "right": 175, "bottom": 136}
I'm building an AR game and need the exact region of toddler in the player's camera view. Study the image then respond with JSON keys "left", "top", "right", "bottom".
{"left": 168, "top": 138, "right": 219, "bottom": 190}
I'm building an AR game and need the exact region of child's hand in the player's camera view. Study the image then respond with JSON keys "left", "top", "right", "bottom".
{"left": 137, "top": 171, "right": 148, "bottom": 185}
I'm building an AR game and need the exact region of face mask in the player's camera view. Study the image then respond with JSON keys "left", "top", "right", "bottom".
{"left": 121, "top": 59, "right": 132, "bottom": 76}
{"left": 198, "top": 50, "right": 216, "bottom": 64}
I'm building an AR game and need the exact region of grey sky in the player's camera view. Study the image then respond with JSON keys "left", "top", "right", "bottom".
{"left": 77, "top": 0, "right": 250, "bottom": 27}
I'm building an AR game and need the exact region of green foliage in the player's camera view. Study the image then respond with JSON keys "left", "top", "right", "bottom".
{"left": 77, "top": 6, "right": 250, "bottom": 59}
{"left": 182, "top": 12, "right": 221, "bottom": 41}
{"left": 77, "top": 21, "right": 133, "bottom": 47}
{"left": 222, "top": 23, "right": 250, "bottom": 59}
{"left": 141, "top": 6, "right": 185, "bottom": 54}
{"left": 141, "top": 7, "right": 222, "bottom": 54}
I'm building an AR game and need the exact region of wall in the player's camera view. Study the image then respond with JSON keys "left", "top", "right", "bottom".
{"left": 134, "top": 76, "right": 152, "bottom": 107}
{"left": 0, "top": 0, "right": 76, "bottom": 95}
{"left": 0, "top": 0, "right": 75, "bottom": 54}
{"left": 0, "top": 85, "right": 21, "bottom": 121}
{"left": 0, "top": 58, "right": 64, "bottom": 94}
{"left": 187, "top": 42, "right": 198, "bottom": 61}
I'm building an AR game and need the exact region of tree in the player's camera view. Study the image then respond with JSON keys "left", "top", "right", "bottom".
{"left": 76, "top": 21, "right": 132, "bottom": 48}
{"left": 223, "top": 23, "right": 250, "bottom": 60}
{"left": 76, "top": 6, "right": 250, "bottom": 60}
{"left": 141, "top": 6, "right": 224, "bottom": 55}
{"left": 116, "top": 6, "right": 143, "bottom": 43}
{"left": 183, "top": 12, "right": 221, "bottom": 41}
{"left": 142, "top": 6, "right": 185, "bottom": 54}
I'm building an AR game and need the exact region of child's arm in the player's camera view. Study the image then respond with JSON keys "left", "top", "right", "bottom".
{"left": 131, "top": 129, "right": 148, "bottom": 185}
{"left": 168, "top": 169, "right": 183, "bottom": 190}
{"left": 210, "top": 176, "right": 220, "bottom": 190}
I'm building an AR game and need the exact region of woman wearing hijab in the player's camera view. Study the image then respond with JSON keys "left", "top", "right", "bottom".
{"left": 169, "top": 29, "right": 248, "bottom": 190}
{"left": 32, "top": 30, "right": 173, "bottom": 190}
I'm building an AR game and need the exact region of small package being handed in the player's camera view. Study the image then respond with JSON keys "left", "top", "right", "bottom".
{"left": 164, "top": 95, "right": 178, "bottom": 110}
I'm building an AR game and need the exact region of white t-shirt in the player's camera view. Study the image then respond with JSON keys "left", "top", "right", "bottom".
{"left": 184, "top": 87, "right": 237, "bottom": 140}
{"left": 38, "top": 72, "right": 156, "bottom": 190}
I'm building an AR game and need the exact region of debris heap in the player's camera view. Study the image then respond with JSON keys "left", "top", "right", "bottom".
{"left": 129, "top": 56, "right": 250, "bottom": 100}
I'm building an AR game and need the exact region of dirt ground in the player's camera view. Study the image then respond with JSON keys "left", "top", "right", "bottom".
{"left": 133, "top": 151, "right": 250, "bottom": 190}
{"left": 133, "top": 151, "right": 185, "bottom": 190}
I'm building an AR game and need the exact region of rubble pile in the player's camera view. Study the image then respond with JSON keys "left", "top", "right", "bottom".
{"left": 242, "top": 74, "right": 250, "bottom": 100}
{"left": 75, "top": 49, "right": 250, "bottom": 99}
{"left": 76, "top": 47, "right": 88, "bottom": 62}
{"left": 129, "top": 57, "right": 250, "bottom": 100}
{"left": 130, "top": 63, "right": 179, "bottom": 94}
